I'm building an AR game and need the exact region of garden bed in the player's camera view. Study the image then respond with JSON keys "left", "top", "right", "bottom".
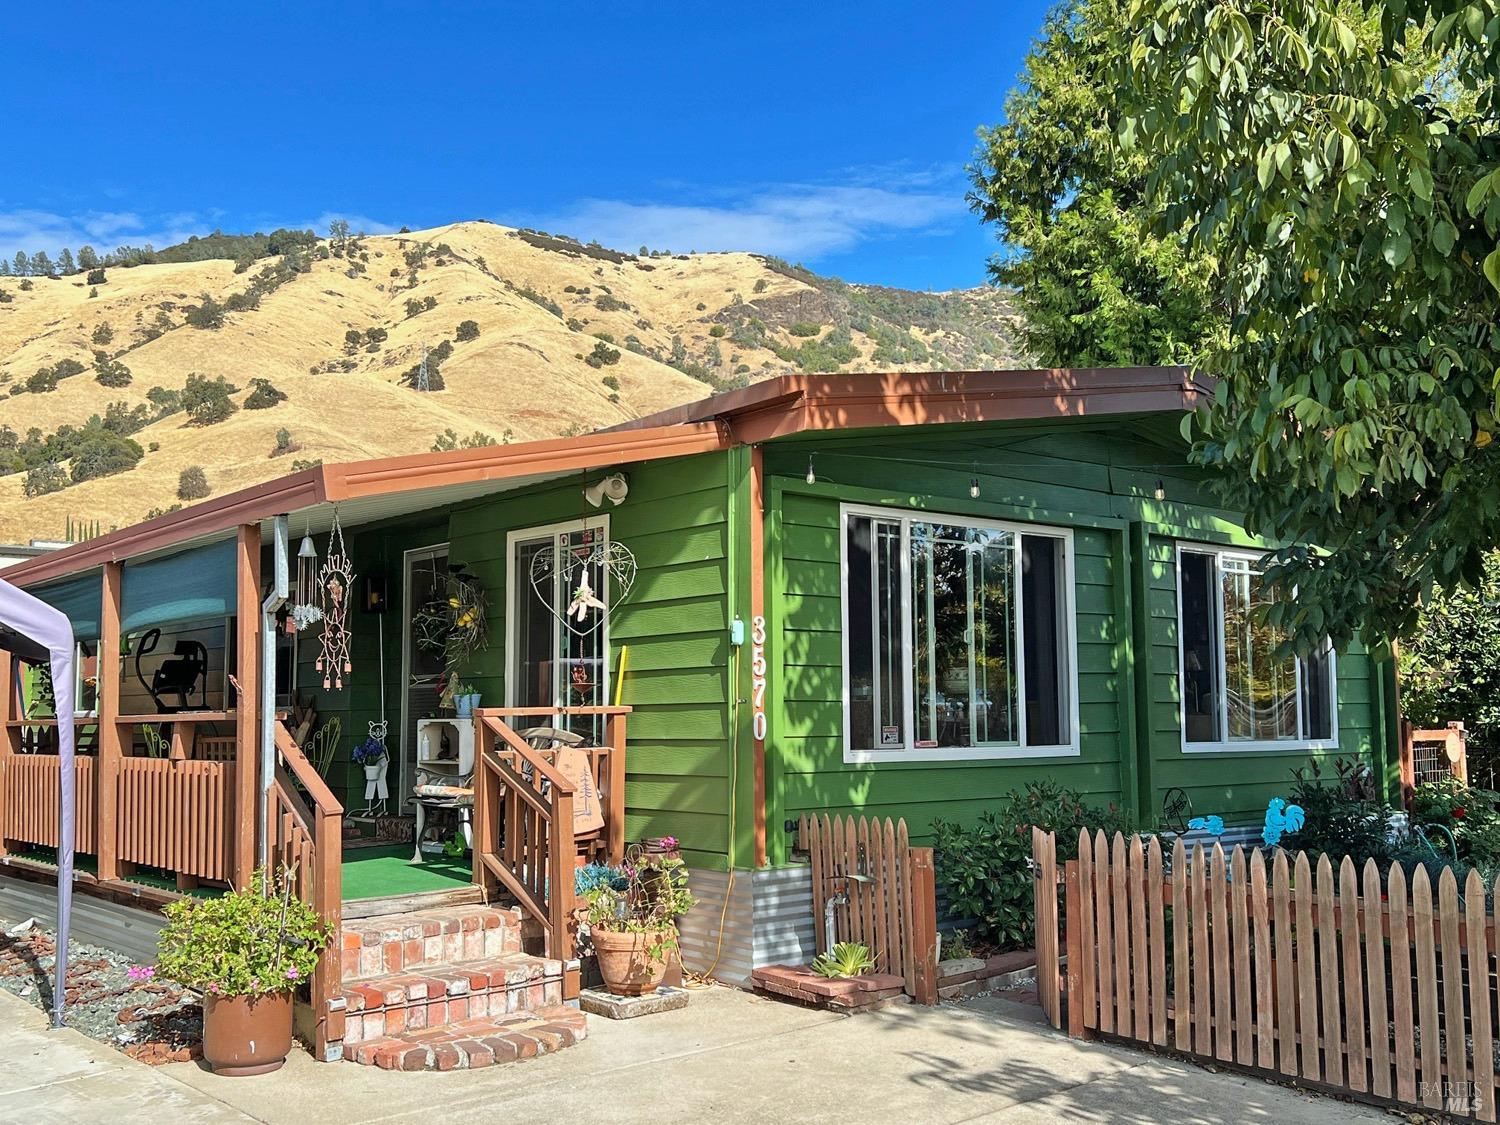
{"left": 0, "top": 923, "right": 201, "bottom": 1064}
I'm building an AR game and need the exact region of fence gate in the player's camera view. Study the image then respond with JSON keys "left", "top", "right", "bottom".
{"left": 1035, "top": 827, "right": 1500, "bottom": 1121}
{"left": 797, "top": 814, "right": 938, "bottom": 1004}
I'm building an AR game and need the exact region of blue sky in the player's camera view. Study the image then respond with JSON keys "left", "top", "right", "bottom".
{"left": 4, "top": 1, "right": 1052, "bottom": 291}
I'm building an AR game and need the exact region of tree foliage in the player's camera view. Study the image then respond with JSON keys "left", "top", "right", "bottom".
{"left": 969, "top": 0, "right": 1221, "bottom": 366}
{"left": 1401, "top": 555, "right": 1500, "bottom": 779}
{"left": 181, "top": 374, "right": 239, "bottom": 425}
{"left": 1116, "top": 0, "right": 1500, "bottom": 651}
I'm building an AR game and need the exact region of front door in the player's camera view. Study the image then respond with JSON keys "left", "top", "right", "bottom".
{"left": 401, "top": 544, "right": 449, "bottom": 792}
{"left": 506, "top": 519, "right": 609, "bottom": 743}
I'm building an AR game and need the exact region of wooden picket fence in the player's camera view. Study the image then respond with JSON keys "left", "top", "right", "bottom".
{"left": 1034, "top": 828, "right": 1500, "bottom": 1120}
{"left": 798, "top": 814, "right": 939, "bottom": 1004}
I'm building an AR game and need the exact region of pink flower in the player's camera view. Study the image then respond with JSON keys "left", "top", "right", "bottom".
{"left": 126, "top": 964, "right": 156, "bottom": 983}
{"left": 286, "top": 967, "right": 299, "bottom": 980}
{"left": 208, "top": 983, "right": 220, "bottom": 994}
{"left": 660, "top": 836, "right": 678, "bottom": 850}
{"left": 249, "top": 978, "right": 260, "bottom": 991}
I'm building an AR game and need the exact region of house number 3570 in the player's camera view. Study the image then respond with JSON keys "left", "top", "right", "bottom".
{"left": 750, "top": 614, "right": 768, "bottom": 742}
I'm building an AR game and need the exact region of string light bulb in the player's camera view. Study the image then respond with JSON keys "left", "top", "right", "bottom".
{"left": 969, "top": 477, "right": 980, "bottom": 499}
{"left": 1153, "top": 479, "right": 1166, "bottom": 501}
{"left": 805, "top": 454, "right": 817, "bottom": 485}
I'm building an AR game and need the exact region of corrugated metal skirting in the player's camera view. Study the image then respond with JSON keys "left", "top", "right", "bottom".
{"left": 678, "top": 865, "right": 816, "bottom": 987}
{"left": 0, "top": 871, "right": 165, "bottom": 964}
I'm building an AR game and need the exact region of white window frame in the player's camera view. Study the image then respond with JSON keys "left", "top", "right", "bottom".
{"left": 839, "top": 502, "right": 1080, "bottom": 764}
{"left": 1175, "top": 542, "right": 1339, "bottom": 754}
{"left": 504, "top": 516, "right": 612, "bottom": 717}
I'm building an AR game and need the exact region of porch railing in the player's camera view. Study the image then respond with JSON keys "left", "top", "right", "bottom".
{"left": 272, "top": 718, "right": 343, "bottom": 1061}
{"left": 471, "top": 705, "right": 630, "bottom": 981}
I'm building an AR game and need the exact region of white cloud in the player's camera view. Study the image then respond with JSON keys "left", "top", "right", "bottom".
{"left": 0, "top": 207, "right": 398, "bottom": 260}
{"left": 527, "top": 177, "right": 966, "bottom": 261}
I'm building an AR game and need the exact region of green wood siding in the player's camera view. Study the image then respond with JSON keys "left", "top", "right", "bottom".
{"left": 762, "top": 417, "right": 1392, "bottom": 861}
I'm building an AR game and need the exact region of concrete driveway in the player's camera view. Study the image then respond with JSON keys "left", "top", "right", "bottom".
{"left": 9, "top": 986, "right": 1386, "bottom": 1123}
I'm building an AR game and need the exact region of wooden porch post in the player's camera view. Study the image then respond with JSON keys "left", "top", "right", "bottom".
{"left": 605, "top": 711, "right": 626, "bottom": 864}
{"left": 96, "top": 561, "right": 123, "bottom": 881}
{"left": 234, "top": 524, "right": 261, "bottom": 888}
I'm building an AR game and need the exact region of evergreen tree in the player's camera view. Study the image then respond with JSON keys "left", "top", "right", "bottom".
{"left": 13, "top": 252, "right": 28, "bottom": 277}
{"left": 77, "top": 245, "right": 99, "bottom": 270}
{"left": 30, "top": 251, "right": 53, "bottom": 277}
{"left": 0, "top": 260, "right": 9, "bottom": 276}
{"left": 57, "top": 249, "right": 75, "bottom": 275}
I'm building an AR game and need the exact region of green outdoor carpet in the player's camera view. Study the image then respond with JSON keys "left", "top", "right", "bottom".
{"left": 341, "top": 843, "right": 474, "bottom": 901}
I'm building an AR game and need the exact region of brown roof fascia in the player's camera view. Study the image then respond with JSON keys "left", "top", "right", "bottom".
{"left": 4, "top": 421, "right": 727, "bottom": 588}
{"left": 4, "top": 467, "right": 329, "bottom": 588}
{"left": 323, "top": 420, "right": 726, "bottom": 499}
{"left": 610, "top": 367, "right": 1203, "bottom": 443}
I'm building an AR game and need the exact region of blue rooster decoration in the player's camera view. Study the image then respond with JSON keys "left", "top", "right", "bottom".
{"left": 1262, "top": 798, "right": 1306, "bottom": 847}
{"left": 1187, "top": 814, "right": 1225, "bottom": 837}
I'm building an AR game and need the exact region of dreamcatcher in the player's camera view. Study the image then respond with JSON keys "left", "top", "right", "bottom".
{"left": 528, "top": 527, "right": 636, "bottom": 636}
{"left": 316, "top": 508, "right": 355, "bottom": 689}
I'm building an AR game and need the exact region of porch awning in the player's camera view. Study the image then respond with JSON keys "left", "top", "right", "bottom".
{"left": 32, "top": 573, "right": 102, "bottom": 640}
{"left": 121, "top": 538, "right": 237, "bottom": 633}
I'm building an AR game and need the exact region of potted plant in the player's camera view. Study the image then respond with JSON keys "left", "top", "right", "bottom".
{"left": 155, "top": 867, "right": 332, "bottom": 1076}
{"left": 353, "top": 732, "right": 387, "bottom": 781}
{"left": 583, "top": 853, "right": 694, "bottom": 996}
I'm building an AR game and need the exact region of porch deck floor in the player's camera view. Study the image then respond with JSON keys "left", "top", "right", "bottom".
{"left": 340, "top": 844, "right": 473, "bottom": 902}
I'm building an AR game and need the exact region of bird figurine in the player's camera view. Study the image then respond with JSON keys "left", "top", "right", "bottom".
{"left": 1262, "top": 798, "right": 1306, "bottom": 847}
{"left": 1187, "top": 814, "right": 1225, "bottom": 837}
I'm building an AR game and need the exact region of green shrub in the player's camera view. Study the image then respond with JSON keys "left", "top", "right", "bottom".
{"left": 90, "top": 323, "right": 114, "bottom": 346}
{"left": 601, "top": 374, "right": 620, "bottom": 390}
{"left": 244, "top": 378, "right": 286, "bottom": 409}
{"left": 932, "top": 780, "right": 1131, "bottom": 950}
{"left": 1279, "top": 757, "right": 1396, "bottom": 867}
{"left": 70, "top": 431, "right": 143, "bottom": 483}
{"left": 708, "top": 324, "right": 726, "bottom": 337}
{"left": 53, "top": 358, "right": 86, "bottom": 380}
{"left": 85, "top": 268, "right": 105, "bottom": 286}
{"left": 1411, "top": 777, "right": 1500, "bottom": 864}
{"left": 182, "top": 374, "right": 239, "bottom": 425}
{"left": 156, "top": 867, "right": 333, "bottom": 998}
{"left": 94, "top": 354, "right": 132, "bottom": 387}
{"left": 585, "top": 340, "right": 620, "bottom": 368}
{"left": 455, "top": 319, "right": 480, "bottom": 341}
{"left": 185, "top": 293, "right": 225, "bottom": 329}
{"left": 788, "top": 321, "right": 821, "bottom": 337}
{"left": 177, "top": 465, "right": 210, "bottom": 500}
{"left": 22, "top": 461, "right": 67, "bottom": 497}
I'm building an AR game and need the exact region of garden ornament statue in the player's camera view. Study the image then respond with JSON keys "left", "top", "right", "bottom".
{"left": 1262, "top": 798, "right": 1306, "bottom": 848}
{"left": 354, "top": 720, "right": 389, "bottom": 816}
{"left": 1187, "top": 815, "right": 1225, "bottom": 837}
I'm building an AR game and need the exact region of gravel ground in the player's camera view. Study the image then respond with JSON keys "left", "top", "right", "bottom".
{"left": 0, "top": 922, "right": 202, "bottom": 1064}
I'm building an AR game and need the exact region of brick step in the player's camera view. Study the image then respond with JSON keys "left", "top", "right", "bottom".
{"left": 340, "top": 904, "right": 523, "bottom": 981}
{"left": 348, "top": 1005, "right": 587, "bottom": 1070}
{"left": 340, "top": 953, "right": 564, "bottom": 1047}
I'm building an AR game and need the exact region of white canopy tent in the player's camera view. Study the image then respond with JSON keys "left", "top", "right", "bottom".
{"left": 0, "top": 575, "right": 76, "bottom": 1027}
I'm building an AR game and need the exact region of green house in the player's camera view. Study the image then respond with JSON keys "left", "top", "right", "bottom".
{"left": 2, "top": 367, "right": 1397, "bottom": 987}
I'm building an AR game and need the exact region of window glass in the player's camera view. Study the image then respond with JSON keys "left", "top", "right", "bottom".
{"left": 75, "top": 639, "right": 99, "bottom": 715}
{"left": 843, "top": 507, "right": 1071, "bottom": 756}
{"left": 1179, "top": 551, "right": 1220, "bottom": 742}
{"left": 1180, "top": 546, "right": 1335, "bottom": 747}
{"left": 1021, "top": 535, "right": 1064, "bottom": 747}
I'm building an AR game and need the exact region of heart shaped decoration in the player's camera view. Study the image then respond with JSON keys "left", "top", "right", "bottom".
{"left": 528, "top": 536, "right": 637, "bottom": 637}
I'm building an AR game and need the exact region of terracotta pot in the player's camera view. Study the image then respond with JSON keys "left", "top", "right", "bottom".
{"left": 201, "top": 991, "right": 294, "bottom": 1076}
{"left": 592, "top": 927, "right": 672, "bottom": 996}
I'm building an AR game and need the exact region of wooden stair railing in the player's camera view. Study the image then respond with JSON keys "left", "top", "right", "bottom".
{"left": 272, "top": 718, "right": 343, "bottom": 1061}
{"left": 473, "top": 710, "right": 578, "bottom": 972}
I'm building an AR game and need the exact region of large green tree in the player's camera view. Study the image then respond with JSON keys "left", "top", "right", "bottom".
{"left": 969, "top": 0, "right": 1221, "bottom": 366}
{"left": 1117, "top": 0, "right": 1500, "bottom": 652}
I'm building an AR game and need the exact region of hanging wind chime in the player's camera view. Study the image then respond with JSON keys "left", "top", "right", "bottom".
{"left": 317, "top": 508, "right": 355, "bottom": 689}
{"left": 287, "top": 523, "right": 324, "bottom": 634}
